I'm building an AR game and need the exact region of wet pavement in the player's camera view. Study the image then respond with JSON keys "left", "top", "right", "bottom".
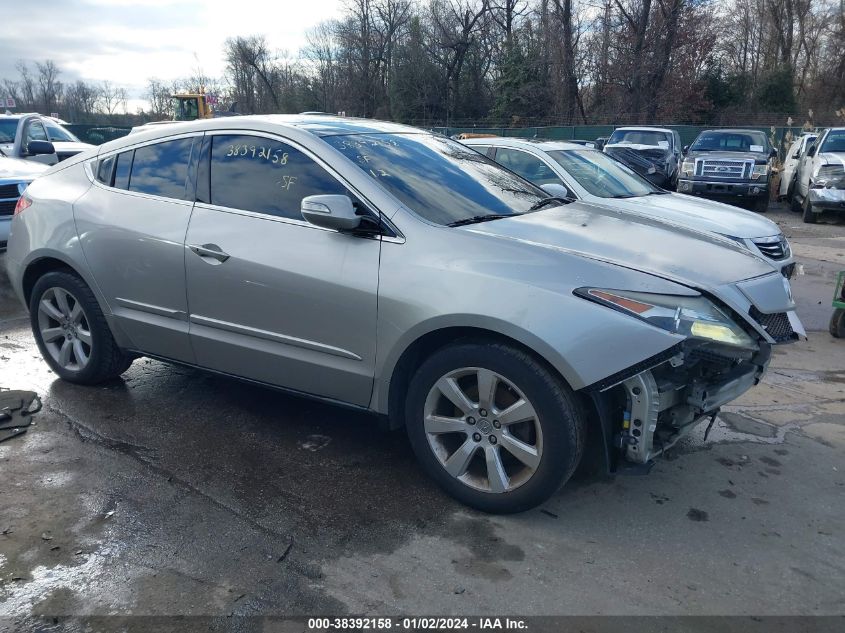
{"left": 1, "top": 203, "right": 844, "bottom": 624}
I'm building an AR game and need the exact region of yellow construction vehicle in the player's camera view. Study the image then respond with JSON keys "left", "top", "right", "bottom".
{"left": 171, "top": 91, "right": 217, "bottom": 121}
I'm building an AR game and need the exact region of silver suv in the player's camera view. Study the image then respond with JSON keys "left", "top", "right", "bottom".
{"left": 5, "top": 116, "right": 804, "bottom": 513}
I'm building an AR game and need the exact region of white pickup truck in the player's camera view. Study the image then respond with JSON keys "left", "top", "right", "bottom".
{"left": 0, "top": 113, "right": 94, "bottom": 165}
{"left": 794, "top": 127, "right": 845, "bottom": 223}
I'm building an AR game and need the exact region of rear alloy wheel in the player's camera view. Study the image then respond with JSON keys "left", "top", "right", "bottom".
{"left": 405, "top": 342, "right": 584, "bottom": 513}
{"left": 802, "top": 196, "right": 817, "bottom": 224}
{"left": 30, "top": 271, "right": 133, "bottom": 384}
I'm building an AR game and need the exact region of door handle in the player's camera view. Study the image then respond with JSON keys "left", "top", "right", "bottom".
{"left": 188, "top": 243, "right": 230, "bottom": 263}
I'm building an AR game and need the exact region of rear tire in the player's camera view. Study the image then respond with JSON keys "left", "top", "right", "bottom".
{"left": 29, "top": 271, "right": 133, "bottom": 384}
{"left": 802, "top": 197, "right": 817, "bottom": 224}
{"left": 830, "top": 309, "right": 845, "bottom": 338}
{"left": 405, "top": 340, "right": 585, "bottom": 514}
{"left": 791, "top": 194, "right": 803, "bottom": 214}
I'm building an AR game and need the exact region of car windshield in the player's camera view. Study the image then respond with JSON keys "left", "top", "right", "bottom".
{"left": 690, "top": 131, "right": 768, "bottom": 153}
{"left": 324, "top": 133, "right": 548, "bottom": 226}
{"left": 0, "top": 119, "right": 19, "bottom": 143}
{"left": 820, "top": 130, "right": 845, "bottom": 153}
{"left": 45, "top": 123, "right": 80, "bottom": 142}
{"left": 547, "top": 149, "right": 659, "bottom": 198}
{"left": 608, "top": 130, "right": 671, "bottom": 148}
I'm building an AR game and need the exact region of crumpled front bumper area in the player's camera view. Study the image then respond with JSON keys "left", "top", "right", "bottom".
{"left": 808, "top": 185, "right": 845, "bottom": 211}
{"left": 597, "top": 339, "right": 773, "bottom": 465}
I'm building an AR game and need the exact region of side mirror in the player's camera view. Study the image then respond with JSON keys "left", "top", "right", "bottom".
{"left": 541, "top": 183, "right": 570, "bottom": 198}
{"left": 769, "top": 148, "right": 778, "bottom": 158}
{"left": 26, "top": 140, "right": 55, "bottom": 156}
{"left": 301, "top": 194, "right": 361, "bottom": 231}
{"left": 682, "top": 145, "right": 689, "bottom": 154}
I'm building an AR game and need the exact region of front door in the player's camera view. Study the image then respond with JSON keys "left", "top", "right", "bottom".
{"left": 184, "top": 132, "right": 380, "bottom": 406}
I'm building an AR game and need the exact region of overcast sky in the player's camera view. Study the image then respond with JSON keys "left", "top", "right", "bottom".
{"left": 2, "top": 0, "right": 344, "bottom": 112}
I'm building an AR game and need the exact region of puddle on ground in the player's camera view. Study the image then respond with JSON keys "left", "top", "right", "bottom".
{"left": 670, "top": 411, "right": 794, "bottom": 456}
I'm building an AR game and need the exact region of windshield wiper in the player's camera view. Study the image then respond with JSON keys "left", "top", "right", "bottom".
{"left": 528, "top": 196, "right": 571, "bottom": 211}
{"left": 447, "top": 213, "right": 512, "bottom": 227}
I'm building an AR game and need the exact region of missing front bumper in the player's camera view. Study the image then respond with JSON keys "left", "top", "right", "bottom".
{"left": 612, "top": 341, "right": 770, "bottom": 464}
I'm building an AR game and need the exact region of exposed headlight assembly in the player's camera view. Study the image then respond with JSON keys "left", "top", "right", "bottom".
{"left": 811, "top": 164, "right": 845, "bottom": 188}
{"left": 576, "top": 288, "right": 756, "bottom": 348}
{"left": 751, "top": 164, "right": 769, "bottom": 180}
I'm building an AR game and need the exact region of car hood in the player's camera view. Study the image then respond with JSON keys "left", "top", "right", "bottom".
{"left": 819, "top": 152, "right": 845, "bottom": 167}
{"left": 0, "top": 155, "right": 49, "bottom": 179}
{"left": 53, "top": 141, "right": 95, "bottom": 154}
{"left": 465, "top": 201, "right": 775, "bottom": 290}
{"left": 597, "top": 192, "right": 780, "bottom": 239}
{"left": 685, "top": 150, "right": 768, "bottom": 164}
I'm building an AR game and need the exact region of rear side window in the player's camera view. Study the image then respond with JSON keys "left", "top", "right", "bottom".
{"left": 96, "top": 155, "right": 115, "bottom": 184}
{"left": 114, "top": 151, "right": 133, "bottom": 189}
{"left": 208, "top": 134, "right": 347, "bottom": 220}
{"left": 128, "top": 138, "right": 194, "bottom": 199}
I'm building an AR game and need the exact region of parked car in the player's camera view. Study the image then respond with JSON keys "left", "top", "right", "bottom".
{"left": 778, "top": 133, "right": 817, "bottom": 204}
{"left": 603, "top": 127, "right": 682, "bottom": 188}
{"left": 0, "top": 114, "right": 94, "bottom": 164}
{"left": 462, "top": 137, "right": 795, "bottom": 278}
{"left": 677, "top": 129, "right": 776, "bottom": 213}
{"left": 793, "top": 127, "right": 845, "bottom": 223}
{"left": 6, "top": 116, "right": 803, "bottom": 513}
{"left": 0, "top": 150, "right": 48, "bottom": 248}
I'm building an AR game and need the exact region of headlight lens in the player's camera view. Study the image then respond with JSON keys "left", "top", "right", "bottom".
{"left": 576, "top": 288, "right": 756, "bottom": 348}
{"left": 751, "top": 164, "right": 769, "bottom": 180}
{"left": 681, "top": 159, "right": 695, "bottom": 176}
{"left": 811, "top": 164, "right": 845, "bottom": 188}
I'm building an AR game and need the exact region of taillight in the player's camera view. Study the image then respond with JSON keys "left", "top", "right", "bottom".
{"left": 14, "top": 195, "right": 32, "bottom": 215}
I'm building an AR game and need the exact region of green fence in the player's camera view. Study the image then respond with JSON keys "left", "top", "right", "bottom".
{"left": 428, "top": 124, "right": 815, "bottom": 159}
{"left": 66, "top": 125, "right": 132, "bottom": 145}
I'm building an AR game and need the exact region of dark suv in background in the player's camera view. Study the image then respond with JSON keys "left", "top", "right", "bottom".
{"left": 677, "top": 129, "right": 776, "bottom": 213}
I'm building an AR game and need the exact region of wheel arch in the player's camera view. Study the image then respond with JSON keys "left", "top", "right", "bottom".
{"left": 22, "top": 255, "right": 84, "bottom": 307}
{"left": 382, "top": 322, "right": 580, "bottom": 431}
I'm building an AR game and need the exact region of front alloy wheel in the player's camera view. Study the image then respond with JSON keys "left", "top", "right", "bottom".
{"left": 424, "top": 367, "right": 543, "bottom": 493}
{"left": 405, "top": 341, "right": 584, "bottom": 513}
{"left": 37, "top": 287, "right": 93, "bottom": 372}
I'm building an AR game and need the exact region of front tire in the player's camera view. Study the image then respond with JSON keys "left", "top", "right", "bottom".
{"left": 753, "top": 196, "right": 769, "bottom": 213}
{"left": 405, "top": 341, "right": 585, "bottom": 513}
{"left": 29, "top": 271, "right": 133, "bottom": 384}
{"left": 802, "top": 196, "right": 817, "bottom": 224}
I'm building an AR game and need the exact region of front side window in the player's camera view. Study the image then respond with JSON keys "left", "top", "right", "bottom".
{"left": 690, "top": 131, "right": 768, "bottom": 153}
{"left": 494, "top": 148, "right": 562, "bottom": 186}
{"left": 820, "top": 130, "right": 845, "bottom": 153}
{"left": 324, "top": 133, "right": 547, "bottom": 226}
{"left": 128, "top": 138, "right": 194, "bottom": 199}
{"left": 208, "top": 134, "right": 347, "bottom": 220}
{"left": 45, "top": 124, "right": 79, "bottom": 142}
{"left": 547, "top": 149, "right": 659, "bottom": 198}
{"left": 25, "top": 121, "right": 48, "bottom": 143}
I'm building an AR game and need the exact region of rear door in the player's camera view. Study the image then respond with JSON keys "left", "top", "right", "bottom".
{"left": 183, "top": 131, "right": 380, "bottom": 406}
{"left": 75, "top": 134, "right": 200, "bottom": 362}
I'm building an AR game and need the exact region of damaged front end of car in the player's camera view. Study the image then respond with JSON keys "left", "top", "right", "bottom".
{"left": 576, "top": 282, "right": 803, "bottom": 470}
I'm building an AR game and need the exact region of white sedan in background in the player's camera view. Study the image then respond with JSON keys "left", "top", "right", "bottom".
{"left": 462, "top": 137, "right": 795, "bottom": 278}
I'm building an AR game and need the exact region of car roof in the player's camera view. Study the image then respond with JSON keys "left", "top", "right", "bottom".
{"left": 698, "top": 128, "right": 767, "bottom": 135}
{"left": 612, "top": 126, "right": 674, "bottom": 134}
{"left": 461, "top": 137, "right": 587, "bottom": 151}
{"left": 105, "top": 115, "right": 426, "bottom": 152}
